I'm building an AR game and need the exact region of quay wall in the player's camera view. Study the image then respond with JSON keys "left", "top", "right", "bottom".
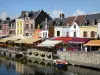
{"left": 27, "top": 49, "right": 52, "bottom": 61}
{"left": 0, "top": 50, "right": 16, "bottom": 58}
{"left": 57, "top": 51, "right": 100, "bottom": 69}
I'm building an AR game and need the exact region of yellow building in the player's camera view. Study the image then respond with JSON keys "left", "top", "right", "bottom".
{"left": 16, "top": 19, "right": 24, "bottom": 36}
{"left": 79, "top": 25, "right": 97, "bottom": 38}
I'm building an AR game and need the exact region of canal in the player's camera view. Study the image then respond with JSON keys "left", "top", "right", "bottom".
{"left": 0, "top": 56, "right": 100, "bottom": 75}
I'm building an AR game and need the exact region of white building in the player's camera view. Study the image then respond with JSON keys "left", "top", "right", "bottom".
{"left": 69, "top": 22, "right": 80, "bottom": 37}
{"left": 54, "top": 26, "right": 70, "bottom": 37}
{"left": 54, "top": 22, "right": 80, "bottom": 37}
{"left": 39, "top": 30, "right": 48, "bottom": 38}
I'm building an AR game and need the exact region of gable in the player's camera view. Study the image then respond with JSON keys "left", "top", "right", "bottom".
{"left": 70, "top": 22, "right": 79, "bottom": 30}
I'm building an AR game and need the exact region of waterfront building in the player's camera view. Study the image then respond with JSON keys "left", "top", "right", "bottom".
{"left": 97, "top": 20, "right": 100, "bottom": 37}
{"left": 48, "top": 20, "right": 54, "bottom": 38}
{"left": 80, "top": 13, "right": 100, "bottom": 38}
{"left": 63, "top": 15, "right": 85, "bottom": 37}
{"left": 9, "top": 19, "right": 16, "bottom": 36}
{"left": 2, "top": 17, "right": 10, "bottom": 35}
{"left": 79, "top": 25, "right": 97, "bottom": 38}
{"left": 17, "top": 10, "right": 52, "bottom": 36}
{"left": 0, "top": 30, "right": 2, "bottom": 35}
{"left": 16, "top": 19, "right": 24, "bottom": 36}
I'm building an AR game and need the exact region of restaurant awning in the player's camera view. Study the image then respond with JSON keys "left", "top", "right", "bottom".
{"left": 37, "top": 40, "right": 62, "bottom": 47}
{"left": 0, "top": 36, "right": 32, "bottom": 43}
{"left": 68, "top": 38, "right": 89, "bottom": 44}
{"left": 53, "top": 37, "right": 72, "bottom": 43}
{"left": 83, "top": 40, "right": 100, "bottom": 46}
{"left": 15, "top": 38, "right": 41, "bottom": 44}
{"left": 0, "top": 37, "right": 19, "bottom": 42}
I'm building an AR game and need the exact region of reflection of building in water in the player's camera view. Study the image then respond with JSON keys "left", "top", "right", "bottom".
{"left": 16, "top": 62, "right": 24, "bottom": 74}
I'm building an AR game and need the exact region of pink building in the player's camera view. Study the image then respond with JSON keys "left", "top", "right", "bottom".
{"left": 0, "top": 30, "right": 2, "bottom": 35}
{"left": 2, "top": 24, "right": 9, "bottom": 35}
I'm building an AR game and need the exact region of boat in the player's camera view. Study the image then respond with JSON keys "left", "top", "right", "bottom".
{"left": 53, "top": 59, "right": 68, "bottom": 67}
{"left": 52, "top": 55, "right": 68, "bottom": 67}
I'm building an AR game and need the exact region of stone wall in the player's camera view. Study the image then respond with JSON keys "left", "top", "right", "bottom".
{"left": 27, "top": 49, "right": 52, "bottom": 61}
{"left": 57, "top": 51, "right": 100, "bottom": 69}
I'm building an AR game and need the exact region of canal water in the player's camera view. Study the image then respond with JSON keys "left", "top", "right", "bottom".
{"left": 0, "top": 56, "right": 100, "bottom": 75}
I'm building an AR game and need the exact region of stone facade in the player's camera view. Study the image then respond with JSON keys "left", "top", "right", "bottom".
{"left": 57, "top": 51, "right": 100, "bottom": 69}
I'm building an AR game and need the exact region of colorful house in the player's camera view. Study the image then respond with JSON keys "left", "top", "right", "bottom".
{"left": 63, "top": 15, "right": 85, "bottom": 37}
{"left": 9, "top": 19, "right": 16, "bottom": 36}
{"left": 18, "top": 10, "right": 52, "bottom": 36}
{"left": 80, "top": 13, "right": 100, "bottom": 38}
{"left": 16, "top": 19, "right": 24, "bottom": 36}
{"left": 2, "top": 17, "right": 10, "bottom": 35}
{"left": 53, "top": 15, "right": 84, "bottom": 37}
{"left": 54, "top": 26, "right": 70, "bottom": 37}
{"left": 79, "top": 26, "right": 97, "bottom": 38}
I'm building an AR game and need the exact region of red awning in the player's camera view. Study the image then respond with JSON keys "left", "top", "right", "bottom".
{"left": 68, "top": 38, "right": 90, "bottom": 44}
{"left": 53, "top": 37, "right": 72, "bottom": 43}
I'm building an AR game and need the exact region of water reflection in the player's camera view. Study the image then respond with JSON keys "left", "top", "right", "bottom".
{"left": 0, "top": 56, "right": 100, "bottom": 75}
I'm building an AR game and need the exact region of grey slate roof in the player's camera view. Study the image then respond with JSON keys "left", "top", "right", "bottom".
{"left": 18, "top": 10, "right": 40, "bottom": 19}
{"left": 81, "top": 13, "right": 100, "bottom": 25}
{"left": 53, "top": 18, "right": 67, "bottom": 26}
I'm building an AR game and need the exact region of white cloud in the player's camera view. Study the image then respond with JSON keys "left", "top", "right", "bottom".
{"left": 49, "top": 10, "right": 64, "bottom": 18}
{"left": 90, "top": 11, "right": 100, "bottom": 14}
{"left": 0, "top": 12, "right": 19, "bottom": 20}
{"left": 10, "top": 14, "right": 19, "bottom": 19}
{"left": 73, "top": 9, "right": 85, "bottom": 16}
{"left": 0, "top": 12, "right": 7, "bottom": 20}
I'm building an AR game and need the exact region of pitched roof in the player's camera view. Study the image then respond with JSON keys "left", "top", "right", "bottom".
{"left": 53, "top": 18, "right": 67, "bottom": 26}
{"left": 75, "top": 15, "right": 86, "bottom": 25}
{"left": 81, "top": 13, "right": 100, "bottom": 25}
{"left": 18, "top": 10, "right": 41, "bottom": 19}
{"left": 63, "top": 15, "right": 86, "bottom": 26}
{"left": 64, "top": 16, "right": 76, "bottom": 26}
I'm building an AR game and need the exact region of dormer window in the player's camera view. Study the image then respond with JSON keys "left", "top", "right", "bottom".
{"left": 86, "top": 20, "right": 89, "bottom": 25}
{"left": 85, "top": 20, "right": 89, "bottom": 26}
{"left": 74, "top": 25, "right": 76, "bottom": 28}
{"left": 94, "top": 19, "right": 98, "bottom": 25}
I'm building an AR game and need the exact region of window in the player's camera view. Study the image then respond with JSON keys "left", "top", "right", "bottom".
{"left": 74, "top": 25, "right": 76, "bottom": 28}
{"left": 30, "top": 33, "right": 32, "bottom": 35}
{"left": 83, "top": 31, "right": 87, "bottom": 37}
{"left": 25, "top": 24, "right": 29, "bottom": 29}
{"left": 91, "top": 31, "right": 95, "bottom": 38}
{"left": 86, "top": 20, "right": 89, "bottom": 25}
{"left": 57, "top": 31, "right": 60, "bottom": 37}
{"left": 20, "top": 29, "right": 22, "bottom": 34}
{"left": 45, "top": 32, "right": 47, "bottom": 38}
{"left": 31, "top": 24, "right": 33, "bottom": 29}
{"left": 17, "top": 29, "right": 19, "bottom": 34}
{"left": 73, "top": 32, "right": 76, "bottom": 37}
{"left": 94, "top": 19, "right": 98, "bottom": 25}
{"left": 20, "top": 22, "right": 22, "bottom": 25}
{"left": 12, "top": 23, "right": 14, "bottom": 27}
{"left": 26, "top": 33, "right": 29, "bottom": 36}
{"left": 66, "top": 32, "right": 69, "bottom": 37}
{"left": 85, "top": 20, "right": 89, "bottom": 26}
{"left": 43, "top": 32, "right": 45, "bottom": 37}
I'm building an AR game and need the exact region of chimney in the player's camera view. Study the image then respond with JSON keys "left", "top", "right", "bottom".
{"left": 45, "top": 18, "right": 47, "bottom": 25}
{"left": 45, "top": 18, "right": 48, "bottom": 29}
{"left": 59, "top": 13, "right": 65, "bottom": 19}
{"left": 6, "top": 17, "right": 10, "bottom": 21}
